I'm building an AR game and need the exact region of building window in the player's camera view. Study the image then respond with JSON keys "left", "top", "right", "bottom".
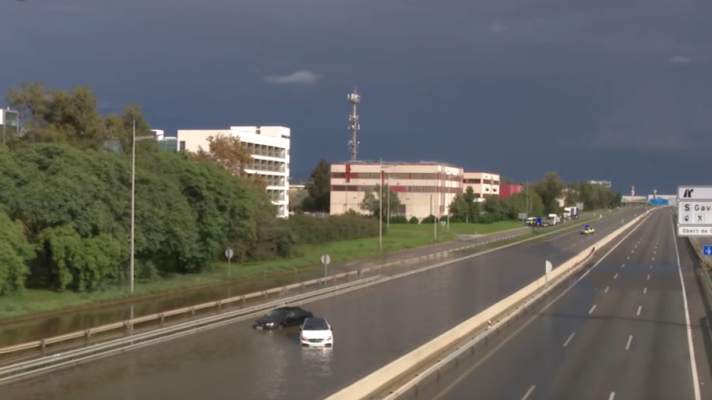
{"left": 483, "top": 179, "right": 492, "bottom": 184}
{"left": 179, "top": 141, "right": 186, "bottom": 151}
{"left": 493, "top": 180, "right": 500, "bottom": 185}
{"left": 464, "top": 179, "right": 481, "bottom": 184}
{"left": 332, "top": 172, "right": 346, "bottom": 179}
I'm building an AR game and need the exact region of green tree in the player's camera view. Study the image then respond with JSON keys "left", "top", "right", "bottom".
{"left": 448, "top": 194, "right": 468, "bottom": 222}
{"left": 304, "top": 159, "right": 331, "bottom": 212}
{"left": 482, "top": 195, "right": 505, "bottom": 221}
{"left": 533, "top": 172, "right": 566, "bottom": 214}
{"left": 0, "top": 212, "right": 33, "bottom": 295}
{"left": 6, "top": 82, "right": 107, "bottom": 149}
{"left": 502, "top": 191, "right": 545, "bottom": 220}
{"left": 360, "top": 184, "right": 401, "bottom": 219}
{"left": 462, "top": 186, "right": 481, "bottom": 222}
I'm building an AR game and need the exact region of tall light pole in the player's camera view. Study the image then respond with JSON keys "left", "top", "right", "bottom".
{"left": 130, "top": 121, "right": 155, "bottom": 294}
{"left": 431, "top": 194, "right": 437, "bottom": 241}
{"left": 379, "top": 158, "right": 383, "bottom": 250}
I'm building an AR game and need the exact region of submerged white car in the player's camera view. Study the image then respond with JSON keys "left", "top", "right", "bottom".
{"left": 300, "top": 317, "right": 334, "bottom": 347}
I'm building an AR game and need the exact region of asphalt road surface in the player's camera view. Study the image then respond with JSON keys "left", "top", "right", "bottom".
{"left": 1, "top": 210, "right": 644, "bottom": 400}
{"left": 412, "top": 208, "right": 712, "bottom": 400}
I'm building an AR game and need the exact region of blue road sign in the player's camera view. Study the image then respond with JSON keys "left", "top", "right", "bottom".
{"left": 704, "top": 245, "right": 712, "bottom": 256}
{"left": 649, "top": 198, "right": 669, "bottom": 206}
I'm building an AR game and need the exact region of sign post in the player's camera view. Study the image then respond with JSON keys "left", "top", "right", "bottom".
{"left": 321, "top": 254, "right": 331, "bottom": 278}
{"left": 677, "top": 185, "right": 712, "bottom": 237}
{"left": 545, "top": 260, "right": 553, "bottom": 287}
{"left": 225, "top": 248, "right": 234, "bottom": 277}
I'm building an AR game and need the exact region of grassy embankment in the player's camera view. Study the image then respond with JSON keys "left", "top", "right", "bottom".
{"left": 1, "top": 221, "right": 521, "bottom": 320}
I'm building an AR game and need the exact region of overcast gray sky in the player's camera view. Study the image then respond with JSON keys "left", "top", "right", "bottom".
{"left": 1, "top": 0, "right": 711, "bottom": 194}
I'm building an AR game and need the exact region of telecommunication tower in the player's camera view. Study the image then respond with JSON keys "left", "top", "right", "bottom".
{"left": 631, "top": 186, "right": 635, "bottom": 197}
{"left": 347, "top": 89, "right": 361, "bottom": 161}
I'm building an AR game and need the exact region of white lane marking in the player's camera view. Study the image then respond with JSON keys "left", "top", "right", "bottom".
{"left": 626, "top": 335, "right": 633, "bottom": 350}
{"left": 609, "top": 392, "right": 616, "bottom": 400}
{"left": 647, "top": 274, "right": 650, "bottom": 280}
{"left": 637, "top": 306, "right": 642, "bottom": 316}
{"left": 652, "top": 257, "right": 655, "bottom": 261}
{"left": 589, "top": 304, "right": 597, "bottom": 314}
{"left": 650, "top": 265, "right": 653, "bottom": 269}
{"left": 621, "top": 264, "right": 625, "bottom": 268}
{"left": 427, "top": 213, "right": 651, "bottom": 400}
{"left": 563, "top": 332, "right": 576, "bottom": 347}
{"left": 643, "top": 287, "right": 647, "bottom": 294}
{"left": 671, "top": 220, "right": 703, "bottom": 400}
{"left": 614, "top": 273, "right": 619, "bottom": 279}
{"left": 627, "top": 256, "right": 630, "bottom": 260}
{"left": 521, "top": 385, "right": 536, "bottom": 400}
{"left": 604, "top": 286, "right": 610, "bottom": 293}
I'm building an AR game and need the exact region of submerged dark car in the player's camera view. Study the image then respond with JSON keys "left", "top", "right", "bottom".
{"left": 252, "top": 306, "right": 314, "bottom": 330}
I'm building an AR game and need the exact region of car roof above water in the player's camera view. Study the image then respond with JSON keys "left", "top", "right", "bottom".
{"left": 303, "top": 317, "right": 330, "bottom": 329}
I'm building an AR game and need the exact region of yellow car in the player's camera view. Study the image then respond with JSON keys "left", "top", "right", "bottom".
{"left": 581, "top": 225, "right": 595, "bottom": 235}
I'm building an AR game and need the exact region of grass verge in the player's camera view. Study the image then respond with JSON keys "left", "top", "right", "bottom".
{"left": 388, "top": 221, "right": 525, "bottom": 235}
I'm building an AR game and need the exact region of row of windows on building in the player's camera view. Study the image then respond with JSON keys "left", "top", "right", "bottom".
{"left": 331, "top": 185, "right": 462, "bottom": 194}
{"left": 241, "top": 142, "right": 288, "bottom": 159}
{"left": 248, "top": 173, "right": 286, "bottom": 187}
{"left": 463, "top": 178, "right": 500, "bottom": 185}
{"left": 175, "top": 141, "right": 288, "bottom": 159}
{"left": 332, "top": 172, "right": 463, "bottom": 180}
{"left": 267, "top": 189, "right": 286, "bottom": 202}
{"left": 246, "top": 159, "right": 286, "bottom": 173}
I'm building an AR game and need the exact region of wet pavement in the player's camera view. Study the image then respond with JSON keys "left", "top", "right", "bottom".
{"left": 0, "top": 209, "right": 641, "bottom": 400}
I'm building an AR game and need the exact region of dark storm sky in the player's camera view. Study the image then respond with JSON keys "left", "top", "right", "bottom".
{"left": 2, "top": 0, "right": 711, "bottom": 194}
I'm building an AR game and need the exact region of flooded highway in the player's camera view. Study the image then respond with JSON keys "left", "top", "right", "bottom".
{"left": 0, "top": 210, "right": 642, "bottom": 400}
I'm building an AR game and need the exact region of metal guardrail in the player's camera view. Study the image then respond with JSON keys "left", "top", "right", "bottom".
{"left": 0, "top": 275, "right": 387, "bottom": 385}
{"left": 0, "top": 210, "right": 614, "bottom": 364}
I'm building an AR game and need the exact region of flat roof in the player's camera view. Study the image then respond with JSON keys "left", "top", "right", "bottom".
{"left": 333, "top": 160, "right": 461, "bottom": 168}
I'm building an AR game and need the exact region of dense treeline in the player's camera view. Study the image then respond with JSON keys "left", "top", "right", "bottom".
{"left": 446, "top": 171, "right": 622, "bottom": 224}
{"left": 0, "top": 82, "right": 378, "bottom": 295}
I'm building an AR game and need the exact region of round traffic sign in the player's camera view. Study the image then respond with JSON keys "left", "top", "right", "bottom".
{"left": 225, "top": 248, "right": 234, "bottom": 259}
{"left": 321, "top": 254, "right": 331, "bottom": 265}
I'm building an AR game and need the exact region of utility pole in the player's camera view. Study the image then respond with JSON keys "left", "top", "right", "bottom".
{"left": 130, "top": 120, "right": 137, "bottom": 294}
{"left": 431, "top": 194, "right": 437, "bottom": 241}
{"left": 379, "top": 158, "right": 383, "bottom": 250}
{"left": 347, "top": 89, "right": 361, "bottom": 161}
{"left": 387, "top": 173, "right": 390, "bottom": 230}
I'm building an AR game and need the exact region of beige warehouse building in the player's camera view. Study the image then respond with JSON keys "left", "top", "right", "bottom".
{"left": 330, "top": 161, "right": 464, "bottom": 220}
{"left": 462, "top": 172, "right": 501, "bottom": 200}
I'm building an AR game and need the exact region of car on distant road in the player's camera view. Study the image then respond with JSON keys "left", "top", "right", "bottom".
{"left": 581, "top": 225, "right": 596, "bottom": 235}
{"left": 300, "top": 317, "right": 334, "bottom": 347}
{"left": 252, "top": 306, "right": 313, "bottom": 330}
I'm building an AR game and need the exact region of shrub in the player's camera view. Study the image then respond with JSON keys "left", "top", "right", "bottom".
{"left": 286, "top": 214, "right": 379, "bottom": 245}
{"left": 408, "top": 216, "right": 419, "bottom": 224}
{"left": 389, "top": 216, "right": 409, "bottom": 224}
{"left": 421, "top": 215, "right": 438, "bottom": 224}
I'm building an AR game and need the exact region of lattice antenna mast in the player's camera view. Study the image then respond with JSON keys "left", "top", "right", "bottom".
{"left": 347, "top": 88, "right": 361, "bottom": 161}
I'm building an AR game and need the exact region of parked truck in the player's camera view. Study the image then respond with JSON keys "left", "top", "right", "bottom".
{"left": 564, "top": 206, "right": 580, "bottom": 219}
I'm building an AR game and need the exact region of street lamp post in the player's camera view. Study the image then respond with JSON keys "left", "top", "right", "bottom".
{"left": 130, "top": 120, "right": 155, "bottom": 294}
{"left": 379, "top": 158, "right": 383, "bottom": 250}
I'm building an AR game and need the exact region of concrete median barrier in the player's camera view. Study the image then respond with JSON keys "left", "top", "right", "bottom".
{"left": 322, "top": 208, "right": 655, "bottom": 400}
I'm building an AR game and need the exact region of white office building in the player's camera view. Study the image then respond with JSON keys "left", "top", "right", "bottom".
{"left": 177, "top": 126, "right": 291, "bottom": 218}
